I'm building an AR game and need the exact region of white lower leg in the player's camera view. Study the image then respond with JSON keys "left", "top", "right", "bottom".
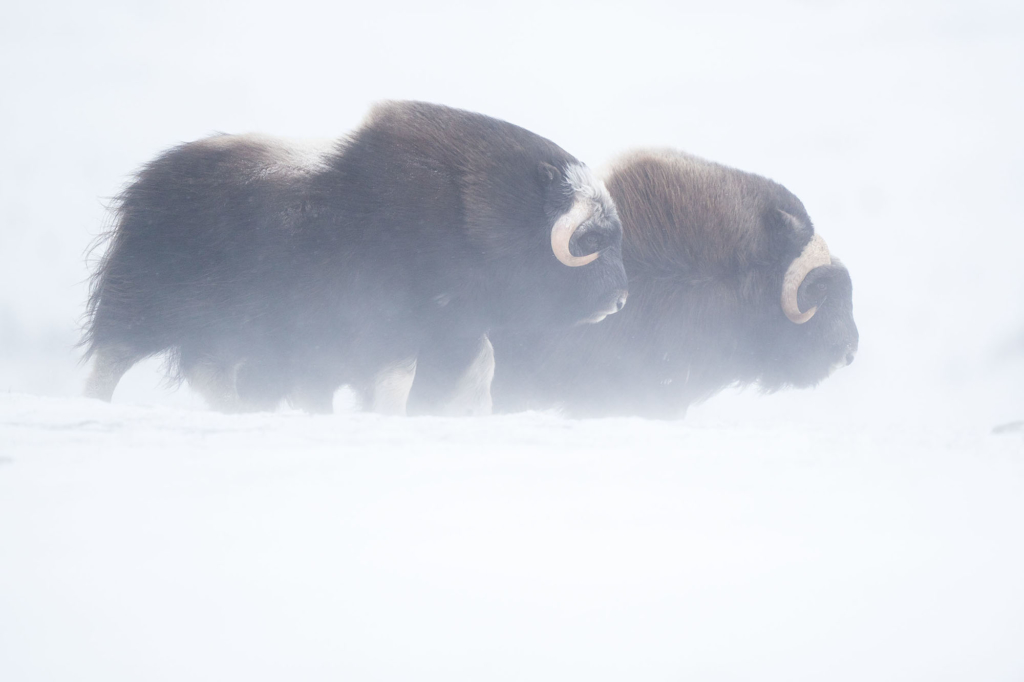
{"left": 371, "top": 358, "right": 417, "bottom": 416}
{"left": 441, "top": 336, "right": 494, "bottom": 416}
{"left": 84, "top": 345, "right": 138, "bottom": 402}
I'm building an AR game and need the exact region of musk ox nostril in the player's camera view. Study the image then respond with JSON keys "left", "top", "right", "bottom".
{"left": 616, "top": 292, "right": 628, "bottom": 312}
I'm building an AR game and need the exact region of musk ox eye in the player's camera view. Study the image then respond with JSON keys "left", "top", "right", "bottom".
{"left": 798, "top": 273, "right": 829, "bottom": 314}
{"left": 572, "top": 223, "right": 615, "bottom": 257}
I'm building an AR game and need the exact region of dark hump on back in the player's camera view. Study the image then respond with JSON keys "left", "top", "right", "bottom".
{"left": 360, "top": 100, "right": 577, "bottom": 170}
{"left": 605, "top": 149, "right": 797, "bottom": 279}
{"left": 356, "top": 101, "right": 580, "bottom": 233}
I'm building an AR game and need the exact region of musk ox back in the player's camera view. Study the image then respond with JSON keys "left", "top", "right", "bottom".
{"left": 83, "top": 101, "right": 628, "bottom": 414}
{"left": 490, "top": 148, "right": 858, "bottom": 418}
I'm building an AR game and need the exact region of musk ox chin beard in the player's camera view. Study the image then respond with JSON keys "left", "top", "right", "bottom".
{"left": 759, "top": 354, "right": 848, "bottom": 391}
{"left": 577, "top": 303, "right": 619, "bottom": 325}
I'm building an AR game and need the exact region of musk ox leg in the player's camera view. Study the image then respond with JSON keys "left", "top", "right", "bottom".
{"left": 365, "top": 358, "right": 417, "bottom": 416}
{"left": 287, "top": 383, "right": 336, "bottom": 414}
{"left": 406, "top": 333, "right": 494, "bottom": 416}
{"left": 235, "top": 359, "right": 289, "bottom": 412}
{"left": 287, "top": 360, "right": 348, "bottom": 414}
{"left": 184, "top": 357, "right": 245, "bottom": 413}
{"left": 184, "top": 353, "right": 291, "bottom": 413}
{"left": 440, "top": 335, "right": 494, "bottom": 416}
{"left": 84, "top": 344, "right": 144, "bottom": 401}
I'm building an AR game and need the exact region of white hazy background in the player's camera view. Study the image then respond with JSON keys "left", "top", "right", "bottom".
{"left": 1, "top": 1, "right": 1023, "bottom": 680}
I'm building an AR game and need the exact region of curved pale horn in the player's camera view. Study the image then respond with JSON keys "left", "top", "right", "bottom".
{"left": 551, "top": 201, "right": 600, "bottom": 267}
{"left": 781, "top": 233, "right": 831, "bottom": 323}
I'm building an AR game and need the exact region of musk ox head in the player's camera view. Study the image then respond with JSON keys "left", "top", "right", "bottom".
{"left": 470, "top": 155, "right": 629, "bottom": 331}
{"left": 757, "top": 208, "right": 859, "bottom": 389}
{"left": 607, "top": 148, "right": 858, "bottom": 393}
{"left": 352, "top": 100, "right": 629, "bottom": 417}
{"left": 370, "top": 100, "right": 630, "bottom": 331}
{"left": 539, "top": 161, "right": 628, "bottom": 325}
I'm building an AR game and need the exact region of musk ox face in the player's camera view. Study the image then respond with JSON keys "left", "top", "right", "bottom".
{"left": 503, "top": 161, "right": 628, "bottom": 329}
{"left": 754, "top": 243, "right": 859, "bottom": 390}
{"left": 750, "top": 205, "right": 858, "bottom": 390}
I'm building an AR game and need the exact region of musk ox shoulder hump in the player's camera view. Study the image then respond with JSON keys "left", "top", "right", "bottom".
{"left": 604, "top": 148, "right": 799, "bottom": 274}
{"left": 189, "top": 133, "right": 338, "bottom": 179}
{"left": 359, "top": 100, "right": 573, "bottom": 169}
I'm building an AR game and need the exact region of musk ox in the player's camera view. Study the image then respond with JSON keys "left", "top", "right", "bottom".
{"left": 490, "top": 148, "right": 858, "bottom": 418}
{"left": 83, "top": 101, "right": 628, "bottom": 414}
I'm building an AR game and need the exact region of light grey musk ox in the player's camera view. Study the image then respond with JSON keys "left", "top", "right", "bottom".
{"left": 83, "top": 101, "right": 628, "bottom": 414}
{"left": 490, "top": 148, "right": 858, "bottom": 418}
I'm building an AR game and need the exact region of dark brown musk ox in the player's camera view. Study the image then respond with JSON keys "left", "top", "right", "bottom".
{"left": 489, "top": 148, "right": 858, "bottom": 418}
{"left": 82, "top": 101, "right": 628, "bottom": 415}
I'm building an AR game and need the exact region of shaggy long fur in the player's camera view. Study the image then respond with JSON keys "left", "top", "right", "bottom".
{"left": 490, "top": 148, "right": 859, "bottom": 418}
{"left": 83, "top": 101, "right": 628, "bottom": 413}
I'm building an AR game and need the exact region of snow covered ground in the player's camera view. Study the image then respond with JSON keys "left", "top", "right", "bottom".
{"left": 2, "top": 394, "right": 1023, "bottom": 680}
{"left": 2, "top": 0, "right": 1023, "bottom": 679}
